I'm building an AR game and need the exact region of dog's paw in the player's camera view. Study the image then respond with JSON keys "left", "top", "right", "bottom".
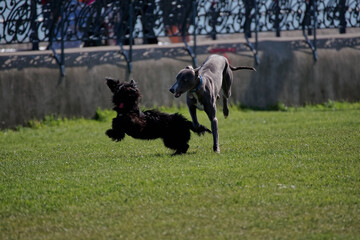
{"left": 197, "top": 125, "right": 212, "bottom": 135}
{"left": 106, "top": 129, "right": 115, "bottom": 139}
{"left": 172, "top": 144, "right": 189, "bottom": 156}
{"left": 223, "top": 108, "right": 229, "bottom": 119}
{"left": 213, "top": 146, "right": 220, "bottom": 153}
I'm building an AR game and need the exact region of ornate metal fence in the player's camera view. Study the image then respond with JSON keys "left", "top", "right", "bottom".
{"left": 1, "top": 0, "right": 359, "bottom": 75}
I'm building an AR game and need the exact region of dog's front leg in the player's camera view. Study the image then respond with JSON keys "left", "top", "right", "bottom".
{"left": 188, "top": 104, "right": 201, "bottom": 128}
{"left": 106, "top": 128, "right": 125, "bottom": 141}
{"left": 210, "top": 117, "right": 219, "bottom": 153}
{"left": 106, "top": 117, "right": 126, "bottom": 141}
{"left": 205, "top": 108, "right": 220, "bottom": 153}
{"left": 186, "top": 93, "right": 200, "bottom": 128}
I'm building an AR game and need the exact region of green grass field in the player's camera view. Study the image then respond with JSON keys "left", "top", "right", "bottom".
{"left": 1, "top": 103, "right": 359, "bottom": 239}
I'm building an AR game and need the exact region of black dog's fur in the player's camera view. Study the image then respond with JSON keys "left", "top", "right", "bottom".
{"left": 105, "top": 78, "right": 211, "bottom": 155}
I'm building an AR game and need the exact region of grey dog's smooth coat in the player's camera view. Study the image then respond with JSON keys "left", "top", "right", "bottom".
{"left": 170, "top": 54, "right": 255, "bottom": 153}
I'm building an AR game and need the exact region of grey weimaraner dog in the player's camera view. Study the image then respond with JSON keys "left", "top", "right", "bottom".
{"left": 169, "top": 54, "right": 255, "bottom": 153}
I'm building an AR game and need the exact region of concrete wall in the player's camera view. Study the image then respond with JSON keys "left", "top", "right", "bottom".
{"left": 1, "top": 33, "right": 360, "bottom": 129}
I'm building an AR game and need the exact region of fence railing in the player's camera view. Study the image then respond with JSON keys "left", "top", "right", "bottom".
{"left": 1, "top": 0, "right": 359, "bottom": 75}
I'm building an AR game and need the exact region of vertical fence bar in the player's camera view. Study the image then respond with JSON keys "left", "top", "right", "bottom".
{"left": 339, "top": 0, "right": 346, "bottom": 33}
{"left": 302, "top": 0, "right": 318, "bottom": 61}
{"left": 60, "top": 0, "right": 65, "bottom": 76}
{"left": 117, "top": 0, "right": 132, "bottom": 74}
{"left": 312, "top": 0, "right": 318, "bottom": 61}
{"left": 244, "top": 0, "right": 251, "bottom": 38}
{"left": 192, "top": 0, "right": 197, "bottom": 67}
{"left": 244, "top": 0, "right": 259, "bottom": 65}
{"left": 50, "top": 0, "right": 65, "bottom": 76}
{"left": 30, "top": 0, "right": 39, "bottom": 50}
{"left": 254, "top": 0, "right": 259, "bottom": 65}
{"left": 182, "top": 0, "right": 198, "bottom": 68}
{"left": 128, "top": 0, "right": 133, "bottom": 73}
{"left": 275, "top": 0, "right": 280, "bottom": 37}
{"left": 210, "top": 1, "right": 217, "bottom": 40}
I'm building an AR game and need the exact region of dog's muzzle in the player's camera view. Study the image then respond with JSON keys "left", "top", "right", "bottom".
{"left": 170, "top": 88, "right": 182, "bottom": 98}
{"left": 169, "top": 83, "right": 182, "bottom": 98}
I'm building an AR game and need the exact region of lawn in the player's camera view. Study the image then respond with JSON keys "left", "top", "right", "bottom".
{"left": 1, "top": 103, "right": 359, "bottom": 239}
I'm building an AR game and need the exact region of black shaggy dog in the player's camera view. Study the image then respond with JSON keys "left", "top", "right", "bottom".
{"left": 105, "top": 78, "right": 211, "bottom": 155}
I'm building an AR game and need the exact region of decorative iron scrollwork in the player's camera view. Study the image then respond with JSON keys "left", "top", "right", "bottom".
{"left": 1, "top": 0, "right": 359, "bottom": 75}
{"left": 1, "top": 0, "right": 359, "bottom": 45}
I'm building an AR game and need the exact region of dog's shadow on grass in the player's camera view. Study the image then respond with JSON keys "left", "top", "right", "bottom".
{"left": 146, "top": 151, "right": 197, "bottom": 158}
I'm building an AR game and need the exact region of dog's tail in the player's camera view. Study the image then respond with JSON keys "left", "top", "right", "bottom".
{"left": 189, "top": 122, "right": 212, "bottom": 136}
{"left": 230, "top": 65, "right": 256, "bottom": 72}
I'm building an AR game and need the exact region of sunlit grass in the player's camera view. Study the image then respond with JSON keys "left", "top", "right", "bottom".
{"left": 1, "top": 103, "right": 359, "bottom": 239}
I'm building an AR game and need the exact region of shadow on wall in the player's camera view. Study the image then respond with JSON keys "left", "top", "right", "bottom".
{"left": 1, "top": 50, "right": 125, "bottom": 70}
{"left": 241, "top": 36, "right": 360, "bottom": 108}
{"left": 2, "top": 36, "right": 359, "bottom": 71}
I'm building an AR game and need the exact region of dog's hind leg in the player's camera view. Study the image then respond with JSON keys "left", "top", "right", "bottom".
{"left": 222, "top": 65, "right": 233, "bottom": 119}
{"left": 223, "top": 96, "right": 229, "bottom": 118}
{"left": 163, "top": 126, "right": 191, "bottom": 155}
{"left": 163, "top": 138, "right": 189, "bottom": 155}
{"left": 173, "top": 143, "right": 189, "bottom": 155}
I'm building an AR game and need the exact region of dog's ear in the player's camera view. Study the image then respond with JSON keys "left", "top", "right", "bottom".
{"left": 186, "top": 65, "right": 200, "bottom": 75}
{"left": 106, "top": 77, "right": 120, "bottom": 93}
{"left": 130, "top": 79, "right": 137, "bottom": 87}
